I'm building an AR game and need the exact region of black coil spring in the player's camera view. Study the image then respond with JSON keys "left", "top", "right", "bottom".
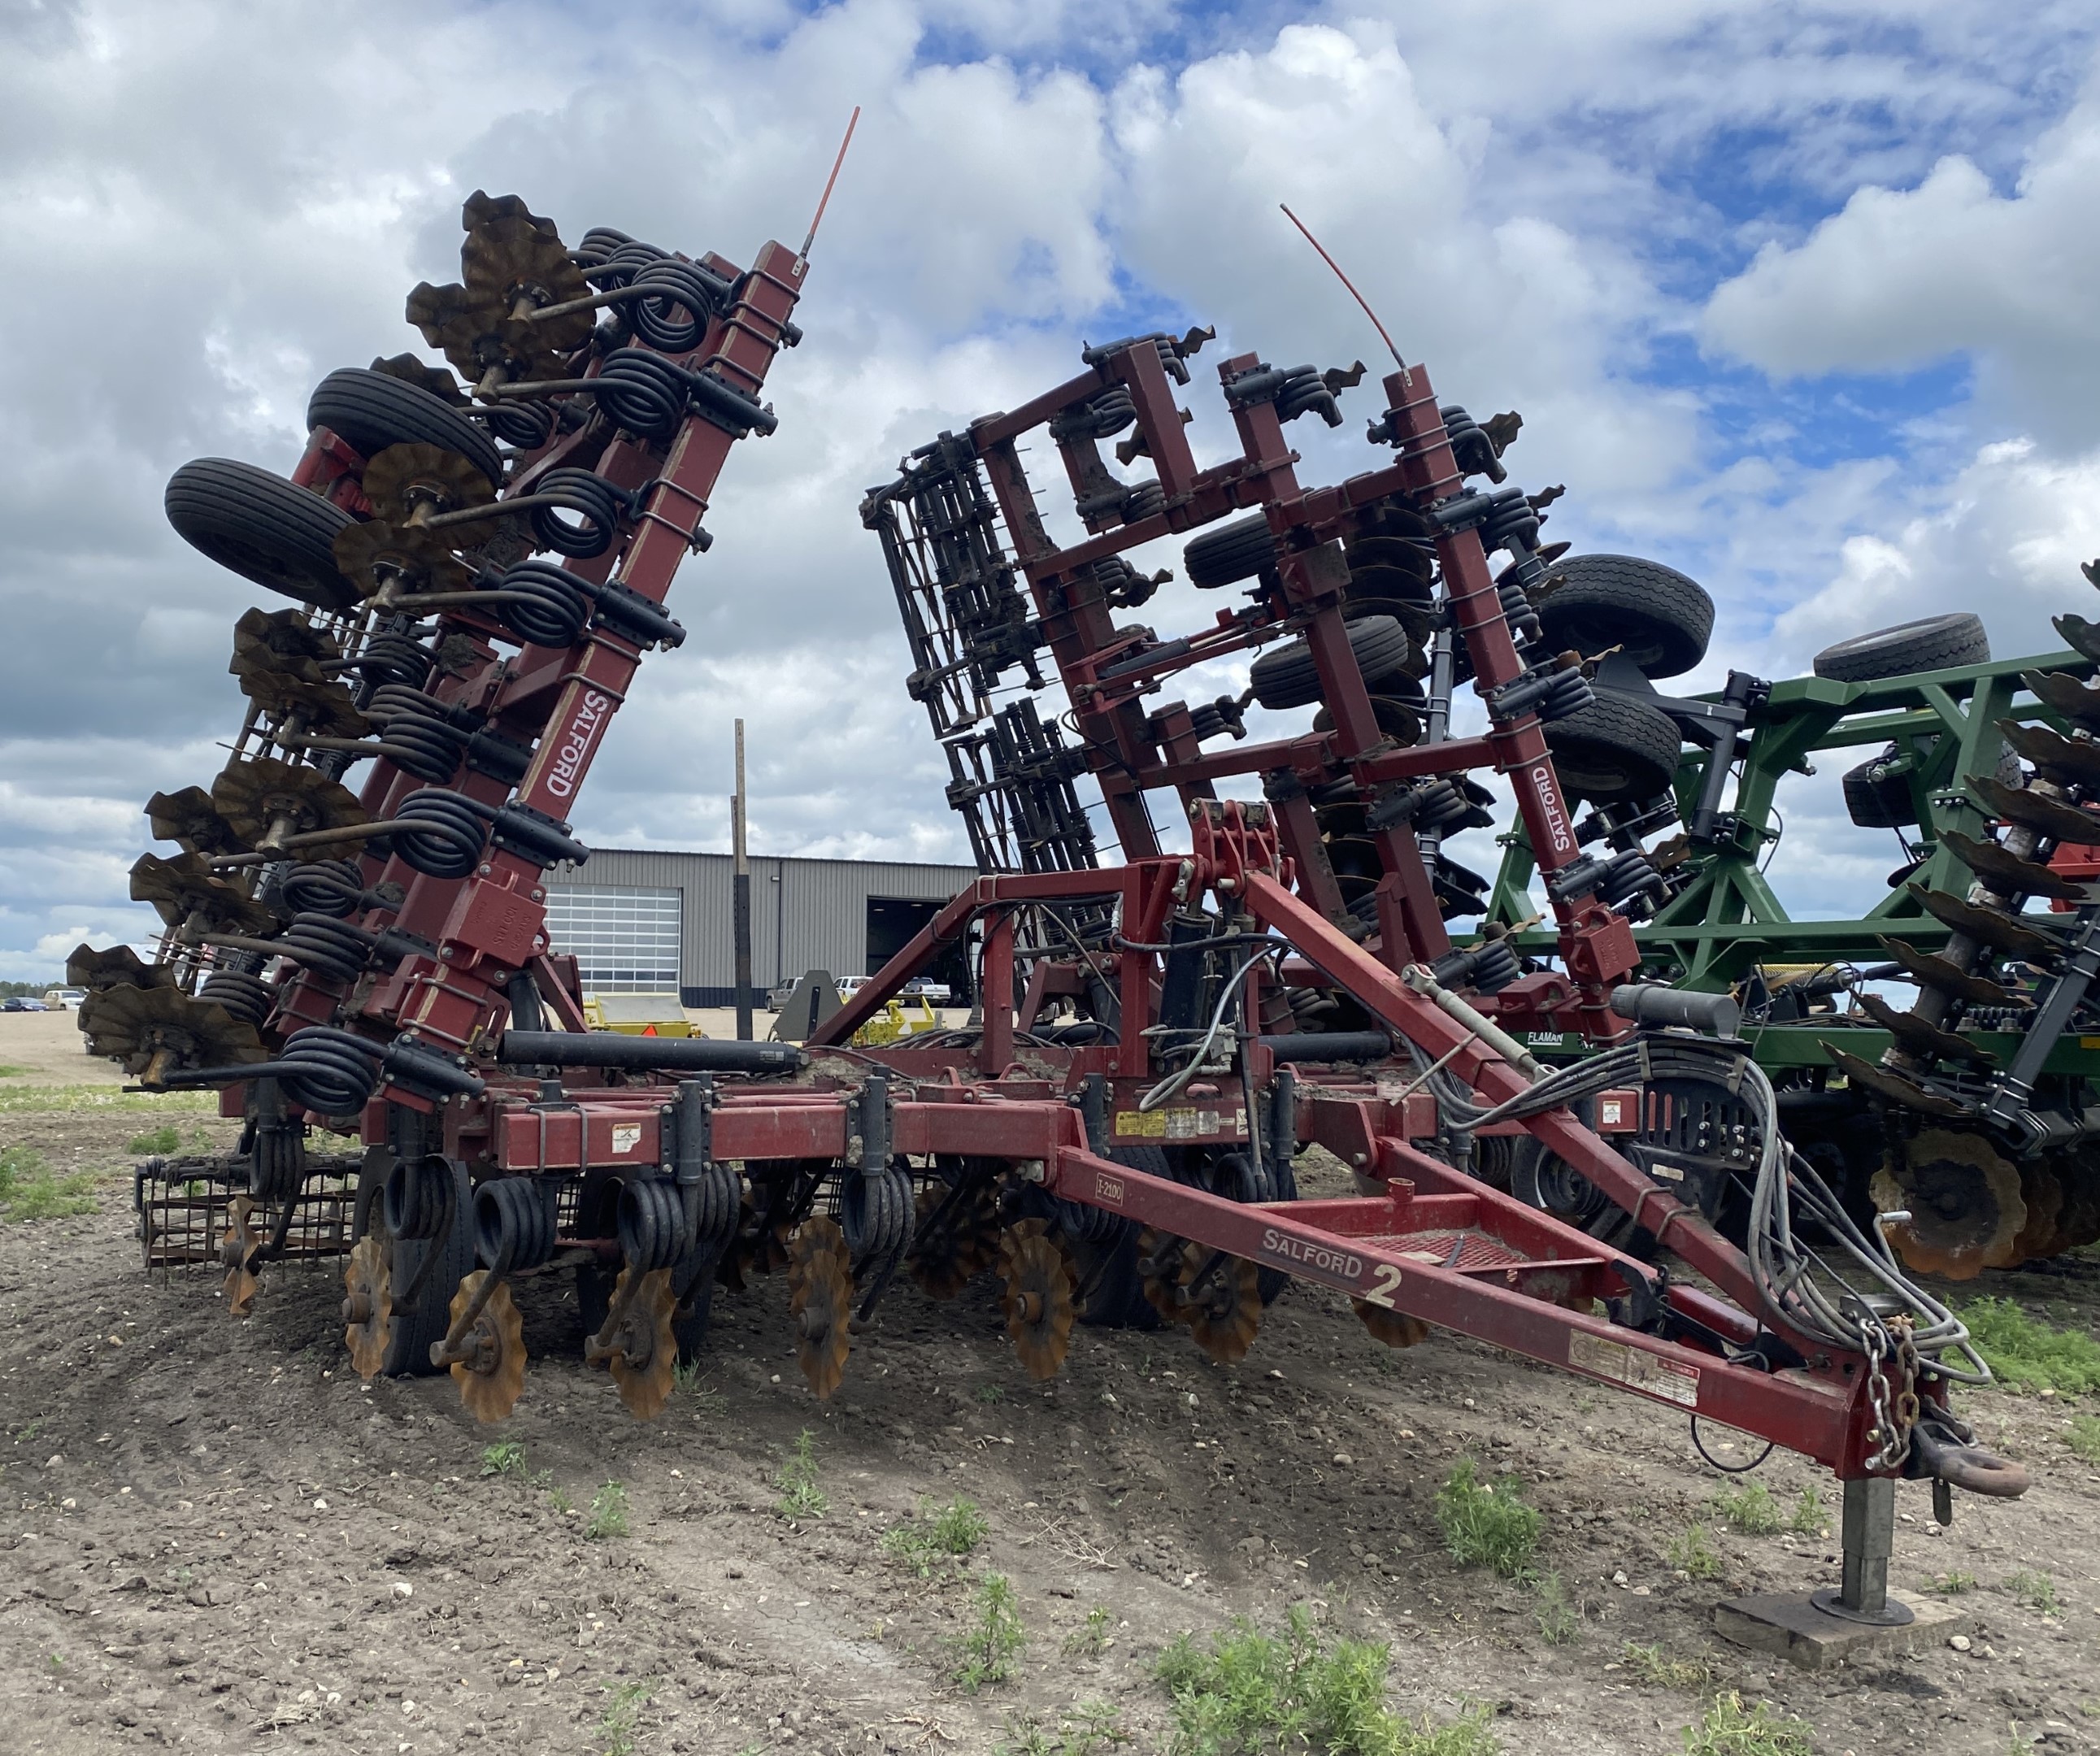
{"left": 364, "top": 684, "right": 470, "bottom": 782}
{"left": 1276, "top": 365, "right": 1341, "bottom": 426}
{"left": 198, "top": 968, "right": 274, "bottom": 1024}
{"left": 475, "top": 1176, "right": 556, "bottom": 1271}
{"left": 1481, "top": 486, "right": 1540, "bottom": 553}
{"left": 617, "top": 1179, "right": 687, "bottom": 1271}
{"left": 1122, "top": 481, "right": 1167, "bottom": 522}
{"left": 1441, "top": 404, "right": 1507, "bottom": 482}
{"left": 383, "top": 1151, "right": 455, "bottom": 1239}
{"left": 478, "top": 400, "right": 554, "bottom": 450}
{"left": 1051, "top": 385, "right": 1137, "bottom": 441}
{"left": 589, "top": 238, "right": 667, "bottom": 288}
{"left": 281, "top": 858, "right": 366, "bottom": 917}
{"left": 389, "top": 790, "right": 489, "bottom": 879}
{"left": 573, "top": 226, "right": 637, "bottom": 268}
{"left": 277, "top": 1027, "right": 384, "bottom": 1115}
{"left": 629, "top": 257, "right": 726, "bottom": 352}
{"left": 593, "top": 349, "right": 689, "bottom": 440}
{"left": 528, "top": 468, "right": 628, "bottom": 559}
{"left": 492, "top": 559, "right": 591, "bottom": 647}
{"left": 279, "top": 912, "right": 378, "bottom": 984}
{"left": 345, "top": 632, "right": 434, "bottom": 689}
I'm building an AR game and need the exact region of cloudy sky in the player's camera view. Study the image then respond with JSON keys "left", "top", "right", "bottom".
{"left": 4, "top": 0, "right": 2099, "bottom": 977}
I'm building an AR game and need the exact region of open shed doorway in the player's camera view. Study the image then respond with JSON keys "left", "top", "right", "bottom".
{"left": 866, "top": 896, "right": 969, "bottom": 994}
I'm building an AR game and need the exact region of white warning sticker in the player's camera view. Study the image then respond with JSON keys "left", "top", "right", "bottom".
{"left": 611, "top": 1124, "right": 642, "bottom": 1155}
{"left": 1567, "top": 1332, "right": 1700, "bottom": 1408}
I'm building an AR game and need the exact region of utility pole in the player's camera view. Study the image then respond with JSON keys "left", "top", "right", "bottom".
{"left": 733, "top": 719, "right": 754, "bottom": 1041}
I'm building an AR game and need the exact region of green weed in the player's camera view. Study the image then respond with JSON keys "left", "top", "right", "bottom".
{"left": 479, "top": 1441, "right": 526, "bottom": 1478}
{"left": 1619, "top": 1641, "right": 1712, "bottom": 1689}
{"left": 1929, "top": 1571, "right": 1978, "bottom": 1595}
{"left": 672, "top": 1357, "right": 724, "bottom": 1410}
{"left": 1533, "top": 1571, "right": 1578, "bottom": 1645}
{"left": 882, "top": 1496, "right": 989, "bottom": 1577}
{"left": 0, "top": 1146, "right": 98, "bottom": 1222}
{"left": 951, "top": 1571, "right": 1026, "bottom": 1693}
{"left": 585, "top": 1481, "right": 630, "bottom": 1540}
{"left": 1681, "top": 1691, "right": 1812, "bottom": 1756}
{"left": 2006, "top": 1569, "right": 2060, "bottom": 1615}
{"left": 1710, "top": 1480, "right": 1781, "bottom": 1536}
{"left": 1063, "top": 1604, "right": 1115, "bottom": 1658}
{"left": 1786, "top": 1485, "right": 1825, "bottom": 1536}
{"left": 1667, "top": 1523, "right": 1724, "bottom": 1581}
{"left": 1962, "top": 1297, "right": 2100, "bottom": 1395}
{"left": 2066, "top": 1415, "right": 2100, "bottom": 1464}
{"left": 127, "top": 1124, "right": 182, "bottom": 1154}
{"left": 995, "top": 1700, "right": 1132, "bottom": 1755}
{"left": 1433, "top": 1458, "right": 1541, "bottom": 1580}
{"left": 775, "top": 1428, "right": 828, "bottom": 1520}
{"left": 976, "top": 1383, "right": 1006, "bottom": 1404}
{"left": 1154, "top": 1604, "right": 1500, "bottom": 1756}
{"left": 0, "top": 1065, "right": 30, "bottom": 1079}
{"left": 547, "top": 1484, "right": 574, "bottom": 1515}
{"left": 598, "top": 1680, "right": 650, "bottom": 1756}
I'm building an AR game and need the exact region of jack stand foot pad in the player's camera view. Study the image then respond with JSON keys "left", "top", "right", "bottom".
{"left": 1713, "top": 1589, "right": 1964, "bottom": 1671}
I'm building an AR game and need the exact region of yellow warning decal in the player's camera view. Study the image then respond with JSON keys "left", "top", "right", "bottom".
{"left": 1567, "top": 1332, "right": 1700, "bottom": 1408}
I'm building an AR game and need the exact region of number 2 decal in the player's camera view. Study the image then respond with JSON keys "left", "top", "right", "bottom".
{"left": 1362, "top": 1263, "right": 1403, "bottom": 1308}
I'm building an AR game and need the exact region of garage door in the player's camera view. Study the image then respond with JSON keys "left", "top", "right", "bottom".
{"left": 544, "top": 885, "right": 681, "bottom": 993}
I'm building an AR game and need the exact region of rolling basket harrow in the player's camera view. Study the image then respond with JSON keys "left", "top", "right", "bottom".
{"left": 95, "top": 179, "right": 2034, "bottom": 1631}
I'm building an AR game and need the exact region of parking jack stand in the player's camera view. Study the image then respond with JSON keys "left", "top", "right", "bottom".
{"left": 1714, "top": 1476, "right": 1962, "bottom": 1669}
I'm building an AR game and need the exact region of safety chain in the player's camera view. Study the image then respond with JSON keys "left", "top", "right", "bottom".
{"left": 1863, "top": 1312, "right": 1920, "bottom": 1471}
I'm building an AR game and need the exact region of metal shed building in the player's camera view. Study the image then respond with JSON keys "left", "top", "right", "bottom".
{"left": 545, "top": 849, "right": 977, "bottom": 1007}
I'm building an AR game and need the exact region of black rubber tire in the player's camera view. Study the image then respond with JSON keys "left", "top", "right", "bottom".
{"left": 1534, "top": 554, "right": 1714, "bottom": 680}
{"left": 307, "top": 367, "right": 505, "bottom": 488}
{"left": 1541, "top": 690, "right": 1682, "bottom": 803}
{"left": 1185, "top": 513, "right": 1278, "bottom": 589}
{"left": 359, "top": 1154, "right": 474, "bottom": 1376}
{"left": 1070, "top": 1145, "right": 1171, "bottom": 1330}
{"left": 164, "top": 459, "right": 361, "bottom": 612}
{"left": 1812, "top": 614, "right": 1989, "bottom": 683}
{"left": 1841, "top": 749, "right": 1921, "bottom": 828}
{"left": 1250, "top": 615, "right": 1412, "bottom": 711}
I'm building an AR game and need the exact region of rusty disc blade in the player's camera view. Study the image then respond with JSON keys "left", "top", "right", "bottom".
{"left": 144, "top": 787, "right": 250, "bottom": 858}
{"left": 1186, "top": 1254, "right": 1263, "bottom": 1366}
{"left": 2051, "top": 615, "right": 2100, "bottom": 665}
{"left": 78, "top": 983, "right": 266, "bottom": 1081}
{"left": 1353, "top": 1297, "right": 1430, "bottom": 1350}
{"left": 230, "top": 606, "right": 340, "bottom": 684}
{"left": 239, "top": 669, "right": 372, "bottom": 739}
{"left": 1940, "top": 830, "right": 2088, "bottom": 902}
{"left": 1905, "top": 885, "right": 2059, "bottom": 964}
{"left": 331, "top": 519, "right": 473, "bottom": 597}
{"left": 1997, "top": 718, "right": 2100, "bottom": 789}
{"left": 220, "top": 1194, "right": 261, "bottom": 1315}
{"left": 1137, "top": 1228, "right": 1197, "bottom": 1326}
{"left": 67, "top": 942, "right": 172, "bottom": 993}
{"left": 362, "top": 441, "right": 498, "bottom": 519}
{"left": 451, "top": 1272, "right": 528, "bottom": 1424}
{"left": 129, "top": 850, "right": 277, "bottom": 934}
{"left": 1872, "top": 1129, "right": 2026, "bottom": 1280}
{"left": 1877, "top": 938, "right": 2026, "bottom": 1010}
{"left": 609, "top": 1267, "right": 679, "bottom": 1421}
{"left": 1824, "top": 1045, "right": 1973, "bottom": 1119}
{"left": 1971, "top": 772, "right": 2100, "bottom": 845}
{"left": 343, "top": 1232, "right": 393, "bottom": 1380}
{"left": 787, "top": 1215, "right": 853, "bottom": 1400}
{"left": 906, "top": 1181, "right": 998, "bottom": 1302}
{"left": 998, "top": 1227, "right": 1076, "bottom": 1382}
{"left": 2022, "top": 668, "right": 2100, "bottom": 734}
{"left": 2007, "top": 1161, "right": 2067, "bottom": 1263}
{"left": 1854, "top": 992, "right": 1994, "bottom": 1065}
{"left": 213, "top": 757, "right": 369, "bottom": 847}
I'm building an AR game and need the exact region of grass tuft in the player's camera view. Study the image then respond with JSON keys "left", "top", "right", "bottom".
{"left": 127, "top": 1123, "right": 183, "bottom": 1154}
{"left": 1618, "top": 1641, "right": 1712, "bottom": 1689}
{"left": 2067, "top": 1415, "right": 2100, "bottom": 1465}
{"left": 479, "top": 1441, "right": 526, "bottom": 1478}
{"left": 1154, "top": 1605, "right": 1500, "bottom": 1755}
{"left": 1681, "top": 1691, "right": 1812, "bottom": 1756}
{"left": 1667, "top": 1523, "right": 1724, "bottom": 1581}
{"left": 1710, "top": 1480, "right": 1781, "bottom": 1536}
{"left": 952, "top": 1571, "right": 1027, "bottom": 1693}
{"left": 597, "top": 1680, "right": 650, "bottom": 1756}
{"left": 995, "top": 1699, "right": 1132, "bottom": 1755}
{"left": 882, "top": 1496, "right": 989, "bottom": 1578}
{"left": 2005, "top": 1569, "right": 2060, "bottom": 1615}
{"left": 1433, "top": 1458, "right": 1541, "bottom": 1580}
{"left": 584, "top": 1481, "right": 630, "bottom": 1540}
{"left": 1962, "top": 1297, "right": 2100, "bottom": 1395}
{"left": 0, "top": 1145, "right": 98, "bottom": 1223}
{"left": 1928, "top": 1571, "right": 1977, "bottom": 1595}
{"left": 1786, "top": 1485, "right": 1825, "bottom": 1536}
{"left": 774, "top": 1428, "right": 828, "bottom": 1520}
{"left": 1533, "top": 1571, "right": 1578, "bottom": 1645}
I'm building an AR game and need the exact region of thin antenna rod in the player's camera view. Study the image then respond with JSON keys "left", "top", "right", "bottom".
{"left": 1279, "top": 203, "right": 1407, "bottom": 378}
{"left": 799, "top": 106, "right": 861, "bottom": 263}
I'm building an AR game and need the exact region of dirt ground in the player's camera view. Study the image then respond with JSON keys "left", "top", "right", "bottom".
{"left": 2, "top": 1009, "right": 2098, "bottom": 1754}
